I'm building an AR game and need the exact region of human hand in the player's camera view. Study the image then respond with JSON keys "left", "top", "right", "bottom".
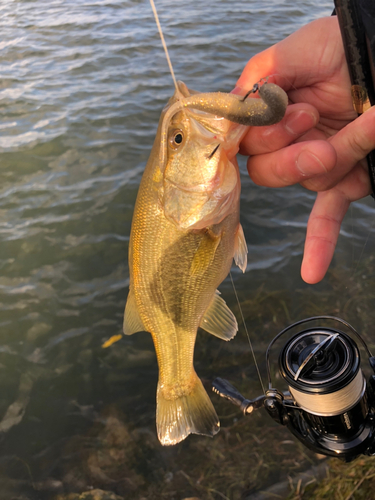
{"left": 236, "top": 16, "right": 375, "bottom": 284}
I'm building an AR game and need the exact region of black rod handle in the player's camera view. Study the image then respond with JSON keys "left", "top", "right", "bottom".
{"left": 334, "top": 0, "right": 375, "bottom": 195}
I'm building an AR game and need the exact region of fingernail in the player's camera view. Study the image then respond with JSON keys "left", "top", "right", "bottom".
{"left": 231, "top": 85, "right": 246, "bottom": 96}
{"left": 285, "top": 110, "right": 317, "bottom": 135}
{"left": 296, "top": 150, "right": 327, "bottom": 176}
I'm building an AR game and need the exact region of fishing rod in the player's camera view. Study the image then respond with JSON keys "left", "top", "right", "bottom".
{"left": 212, "top": 1, "right": 375, "bottom": 462}
{"left": 334, "top": 0, "right": 375, "bottom": 195}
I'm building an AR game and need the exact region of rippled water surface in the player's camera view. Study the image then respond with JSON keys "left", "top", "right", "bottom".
{"left": 1, "top": 1, "right": 374, "bottom": 499}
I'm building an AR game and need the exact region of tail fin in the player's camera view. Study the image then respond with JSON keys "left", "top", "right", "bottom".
{"left": 156, "top": 372, "right": 220, "bottom": 445}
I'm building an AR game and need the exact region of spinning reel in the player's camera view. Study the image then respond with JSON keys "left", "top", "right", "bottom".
{"left": 212, "top": 316, "right": 375, "bottom": 462}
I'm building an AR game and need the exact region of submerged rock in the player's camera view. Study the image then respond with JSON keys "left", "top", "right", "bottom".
{"left": 54, "top": 489, "right": 124, "bottom": 500}
{"left": 57, "top": 406, "right": 145, "bottom": 496}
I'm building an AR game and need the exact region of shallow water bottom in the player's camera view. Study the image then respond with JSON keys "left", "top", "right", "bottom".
{"left": 1, "top": 255, "right": 375, "bottom": 500}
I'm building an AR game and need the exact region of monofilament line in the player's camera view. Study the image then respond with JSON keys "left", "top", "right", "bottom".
{"left": 229, "top": 272, "right": 266, "bottom": 395}
{"left": 352, "top": 217, "right": 375, "bottom": 278}
{"left": 149, "top": 0, "right": 178, "bottom": 91}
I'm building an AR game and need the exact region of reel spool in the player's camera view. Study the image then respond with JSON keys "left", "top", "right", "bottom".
{"left": 212, "top": 316, "right": 375, "bottom": 461}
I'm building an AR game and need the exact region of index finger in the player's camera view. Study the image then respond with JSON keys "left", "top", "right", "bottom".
{"left": 239, "top": 102, "right": 320, "bottom": 156}
{"left": 236, "top": 17, "right": 344, "bottom": 94}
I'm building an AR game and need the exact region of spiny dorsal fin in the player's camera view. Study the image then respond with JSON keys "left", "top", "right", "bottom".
{"left": 123, "top": 287, "right": 145, "bottom": 335}
{"left": 234, "top": 223, "right": 247, "bottom": 273}
{"left": 199, "top": 290, "right": 238, "bottom": 341}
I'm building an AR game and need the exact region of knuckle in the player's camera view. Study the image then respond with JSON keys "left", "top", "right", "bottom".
{"left": 347, "top": 133, "right": 369, "bottom": 159}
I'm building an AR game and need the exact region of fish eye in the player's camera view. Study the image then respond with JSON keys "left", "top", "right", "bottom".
{"left": 174, "top": 132, "right": 183, "bottom": 144}
{"left": 168, "top": 129, "right": 184, "bottom": 149}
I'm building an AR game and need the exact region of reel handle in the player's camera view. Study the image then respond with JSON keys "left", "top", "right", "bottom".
{"left": 212, "top": 377, "right": 265, "bottom": 414}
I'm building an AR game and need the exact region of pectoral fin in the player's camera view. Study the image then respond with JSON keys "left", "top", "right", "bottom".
{"left": 123, "top": 287, "right": 145, "bottom": 335}
{"left": 234, "top": 224, "right": 247, "bottom": 273}
{"left": 199, "top": 290, "right": 238, "bottom": 341}
{"left": 190, "top": 230, "right": 221, "bottom": 276}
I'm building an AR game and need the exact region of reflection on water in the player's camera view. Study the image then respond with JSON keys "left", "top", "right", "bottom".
{"left": 1, "top": 0, "right": 374, "bottom": 498}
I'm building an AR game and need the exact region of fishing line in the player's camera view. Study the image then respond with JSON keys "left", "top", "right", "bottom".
{"left": 151, "top": 0, "right": 266, "bottom": 395}
{"left": 149, "top": 0, "right": 178, "bottom": 91}
{"left": 229, "top": 272, "right": 266, "bottom": 395}
{"left": 350, "top": 204, "right": 355, "bottom": 276}
{"left": 289, "top": 370, "right": 365, "bottom": 416}
{"left": 351, "top": 218, "right": 375, "bottom": 277}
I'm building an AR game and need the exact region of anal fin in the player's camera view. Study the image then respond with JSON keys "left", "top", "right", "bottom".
{"left": 123, "top": 287, "right": 145, "bottom": 335}
{"left": 199, "top": 290, "right": 238, "bottom": 341}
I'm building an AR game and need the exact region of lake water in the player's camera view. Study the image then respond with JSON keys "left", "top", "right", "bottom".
{"left": 1, "top": 0, "right": 375, "bottom": 499}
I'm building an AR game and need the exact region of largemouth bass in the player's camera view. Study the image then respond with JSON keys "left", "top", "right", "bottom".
{"left": 124, "top": 81, "right": 287, "bottom": 445}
